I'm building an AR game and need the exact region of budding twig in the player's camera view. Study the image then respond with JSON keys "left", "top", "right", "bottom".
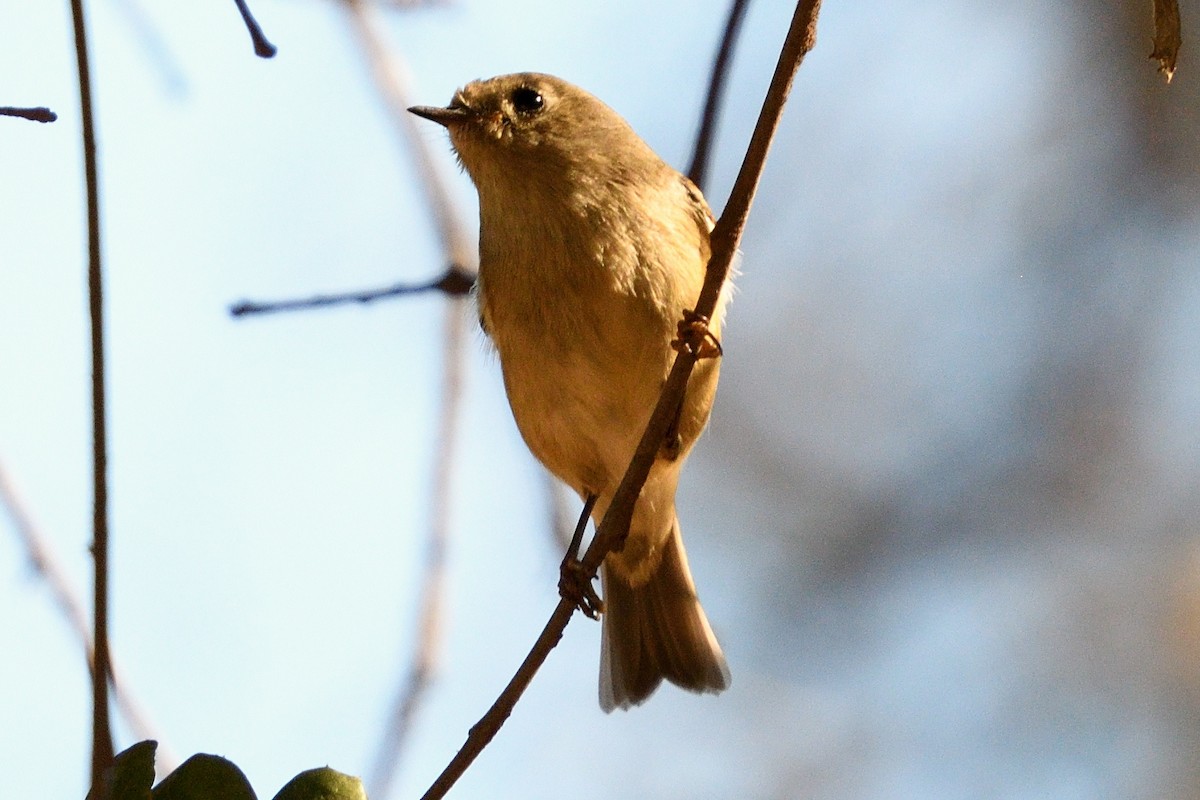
{"left": 417, "top": 2, "right": 823, "bottom": 797}
{"left": 0, "top": 106, "right": 58, "bottom": 123}
{"left": 229, "top": 267, "right": 473, "bottom": 317}
{"left": 232, "top": 0, "right": 277, "bottom": 58}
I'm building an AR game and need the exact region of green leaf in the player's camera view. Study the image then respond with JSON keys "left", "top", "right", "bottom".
{"left": 87, "top": 739, "right": 157, "bottom": 800}
{"left": 271, "top": 768, "right": 367, "bottom": 800}
{"left": 151, "top": 754, "right": 256, "bottom": 800}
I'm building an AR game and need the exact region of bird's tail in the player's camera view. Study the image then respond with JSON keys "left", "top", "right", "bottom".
{"left": 599, "top": 516, "right": 730, "bottom": 712}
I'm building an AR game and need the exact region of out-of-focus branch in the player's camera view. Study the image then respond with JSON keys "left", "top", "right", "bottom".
{"left": 1150, "top": 0, "right": 1181, "bottom": 83}
{"left": 368, "top": 303, "right": 466, "bottom": 800}
{"left": 687, "top": 0, "right": 752, "bottom": 192}
{"left": 0, "top": 106, "right": 58, "bottom": 122}
{"left": 233, "top": 0, "right": 277, "bottom": 58}
{"left": 341, "top": 0, "right": 474, "bottom": 269}
{"left": 418, "top": 3, "right": 823, "bottom": 798}
{"left": 110, "top": 0, "right": 187, "bottom": 93}
{"left": 229, "top": 267, "right": 473, "bottom": 318}
{"left": 332, "top": 3, "right": 477, "bottom": 797}
{"left": 230, "top": 0, "right": 477, "bottom": 320}
{"left": 0, "top": 461, "right": 178, "bottom": 774}
{"left": 67, "top": 0, "right": 114, "bottom": 791}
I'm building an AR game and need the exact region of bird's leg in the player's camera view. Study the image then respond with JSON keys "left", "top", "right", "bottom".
{"left": 558, "top": 493, "right": 604, "bottom": 619}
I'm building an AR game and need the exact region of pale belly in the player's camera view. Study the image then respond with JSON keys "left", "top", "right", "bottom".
{"left": 496, "top": 331, "right": 668, "bottom": 498}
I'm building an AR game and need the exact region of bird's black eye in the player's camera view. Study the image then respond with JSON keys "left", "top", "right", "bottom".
{"left": 511, "top": 87, "right": 544, "bottom": 115}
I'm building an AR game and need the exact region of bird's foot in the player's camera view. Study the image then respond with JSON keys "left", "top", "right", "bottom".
{"left": 671, "top": 309, "right": 723, "bottom": 359}
{"left": 559, "top": 557, "right": 604, "bottom": 620}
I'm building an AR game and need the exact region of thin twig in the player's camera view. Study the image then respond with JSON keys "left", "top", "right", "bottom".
{"left": 687, "top": 0, "right": 752, "bottom": 192}
{"left": 110, "top": 0, "right": 188, "bottom": 93}
{"left": 229, "top": 267, "right": 473, "bottom": 317}
{"left": 0, "top": 106, "right": 58, "bottom": 123}
{"left": 418, "top": 2, "right": 823, "bottom": 797}
{"left": 230, "top": 0, "right": 477, "bottom": 320}
{"left": 0, "top": 462, "right": 179, "bottom": 773}
{"left": 341, "top": 0, "right": 474, "bottom": 268}
{"left": 368, "top": 303, "right": 467, "bottom": 800}
{"left": 67, "top": 0, "right": 114, "bottom": 791}
{"left": 232, "top": 0, "right": 278, "bottom": 58}
{"left": 335, "top": 2, "right": 477, "bottom": 795}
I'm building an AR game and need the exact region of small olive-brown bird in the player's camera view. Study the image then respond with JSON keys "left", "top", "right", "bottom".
{"left": 411, "top": 73, "right": 731, "bottom": 711}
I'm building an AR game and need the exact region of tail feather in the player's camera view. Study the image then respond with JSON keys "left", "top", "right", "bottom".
{"left": 599, "top": 520, "right": 729, "bottom": 712}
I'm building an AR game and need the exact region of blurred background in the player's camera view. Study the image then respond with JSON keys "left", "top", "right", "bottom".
{"left": 2, "top": 0, "right": 1198, "bottom": 798}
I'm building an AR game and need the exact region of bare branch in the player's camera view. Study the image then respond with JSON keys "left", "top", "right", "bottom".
{"left": 341, "top": 0, "right": 475, "bottom": 269}
{"left": 0, "top": 461, "right": 179, "bottom": 773}
{"left": 333, "top": 2, "right": 478, "bottom": 794}
{"left": 687, "top": 0, "right": 752, "bottom": 191}
{"left": 230, "top": 0, "right": 477, "bottom": 318}
{"left": 418, "top": 3, "right": 823, "bottom": 797}
{"left": 229, "top": 267, "right": 473, "bottom": 318}
{"left": 0, "top": 106, "right": 57, "bottom": 123}
{"left": 232, "top": 0, "right": 277, "bottom": 58}
{"left": 109, "top": 0, "right": 188, "bottom": 93}
{"left": 67, "top": 0, "right": 115, "bottom": 790}
{"left": 1, "top": 462, "right": 93, "bottom": 667}
{"left": 1150, "top": 0, "right": 1182, "bottom": 83}
{"left": 368, "top": 303, "right": 467, "bottom": 799}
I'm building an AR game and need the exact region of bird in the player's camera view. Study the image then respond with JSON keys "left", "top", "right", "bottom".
{"left": 410, "top": 73, "right": 731, "bottom": 711}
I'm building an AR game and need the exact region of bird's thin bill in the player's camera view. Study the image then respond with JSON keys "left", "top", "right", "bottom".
{"left": 407, "top": 105, "right": 470, "bottom": 127}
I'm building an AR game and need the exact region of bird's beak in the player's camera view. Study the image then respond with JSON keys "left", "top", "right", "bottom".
{"left": 408, "top": 104, "right": 471, "bottom": 128}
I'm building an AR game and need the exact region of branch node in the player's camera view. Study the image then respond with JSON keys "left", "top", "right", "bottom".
{"left": 435, "top": 265, "right": 476, "bottom": 296}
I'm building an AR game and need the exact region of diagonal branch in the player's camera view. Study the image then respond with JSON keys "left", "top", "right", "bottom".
{"left": 0, "top": 461, "right": 178, "bottom": 774}
{"left": 341, "top": 0, "right": 474, "bottom": 268}
{"left": 367, "top": 301, "right": 467, "bottom": 800}
{"left": 540, "top": 0, "right": 752, "bottom": 556}
{"left": 418, "top": 2, "right": 823, "bottom": 798}
{"left": 333, "top": 2, "right": 477, "bottom": 797}
{"left": 688, "top": 0, "right": 752, "bottom": 192}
